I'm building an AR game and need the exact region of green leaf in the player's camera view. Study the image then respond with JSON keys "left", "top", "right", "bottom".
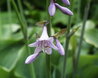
{"left": 84, "top": 29, "right": 98, "bottom": 48}
{"left": 79, "top": 55, "right": 98, "bottom": 68}
{"left": 75, "top": 20, "right": 95, "bottom": 36}
{"left": 0, "top": 12, "right": 18, "bottom": 25}
{"left": 58, "top": 55, "right": 98, "bottom": 78}
{"left": 34, "top": 53, "right": 46, "bottom": 78}
{"left": 75, "top": 55, "right": 98, "bottom": 78}
{"left": 0, "top": 67, "right": 9, "bottom": 78}
{"left": 14, "top": 47, "right": 36, "bottom": 78}
{"left": 81, "top": 66, "right": 98, "bottom": 78}
{"left": 53, "top": 10, "right": 68, "bottom": 25}
{"left": 0, "top": 43, "right": 23, "bottom": 71}
{"left": 0, "top": 24, "right": 23, "bottom": 40}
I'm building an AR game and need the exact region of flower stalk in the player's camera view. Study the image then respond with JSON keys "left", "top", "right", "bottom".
{"left": 11, "top": 0, "right": 25, "bottom": 38}
{"left": 74, "top": 0, "right": 91, "bottom": 77}
{"left": 11, "top": 0, "right": 36, "bottom": 78}
{"left": 62, "top": 16, "right": 72, "bottom": 78}
{"left": 46, "top": 0, "right": 52, "bottom": 78}
{"left": 72, "top": 0, "right": 81, "bottom": 77}
{"left": 62, "top": 0, "right": 74, "bottom": 78}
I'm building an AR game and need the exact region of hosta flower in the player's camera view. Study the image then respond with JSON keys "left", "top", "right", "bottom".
{"left": 55, "top": 3, "right": 73, "bottom": 16}
{"left": 25, "top": 26, "right": 58, "bottom": 64}
{"left": 62, "top": 0, "right": 70, "bottom": 5}
{"left": 48, "top": 0, "right": 56, "bottom": 16}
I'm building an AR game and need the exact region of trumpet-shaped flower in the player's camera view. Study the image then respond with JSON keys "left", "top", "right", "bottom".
{"left": 25, "top": 26, "right": 58, "bottom": 64}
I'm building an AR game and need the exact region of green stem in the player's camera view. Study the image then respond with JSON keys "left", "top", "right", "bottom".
{"left": 46, "top": 17, "right": 52, "bottom": 78}
{"left": 62, "top": 0, "right": 74, "bottom": 78}
{"left": 11, "top": 0, "right": 26, "bottom": 38}
{"left": 7, "top": 0, "right": 12, "bottom": 24}
{"left": 7, "top": 0, "right": 12, "bottom": 37}
{"left": 74, "top": 0, "right": 91, "bottom": 77}
{"left": 62, "top": 16, "right": 72, "bottom": 78}
{"left": 46, "top": 0, "right": 51, "bottom": 78}
{"left": 17, "top": 0, "right": 28, "bottom": 48}
{"left": 72, "top": 0, "right": 81, "bottom": 77}
{"left": 17, "top": 0, "right": 36, "bottom": 78}
{"left": 11, "top": 0, "right": 36, "bottom": 78}
{"left": 46, "top": 55, "right": 51, "bottom": 78}
{"left": 17, "top": 0, "right": 28, "bottom": 27}
{"left": 0, "top": 9, "right": 2, "bottom": 38}
{"left": 76, "top": 0, "right": 81, "bottom": 23}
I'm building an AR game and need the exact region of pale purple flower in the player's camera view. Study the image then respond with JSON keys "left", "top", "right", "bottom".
{"left": 55, "top": 3, "right": 73, "bottom": 16}
{"left": 62, "top": 0, "right": 70, "bottom": 5}
{"left": 25, "top": 26, "right": 58, "bottom": 64}
{"left": 48, "top": 0, "right": 56, "bottom": 16}
{"left": 56, "top": 39, "right": 65, "bottom": 55}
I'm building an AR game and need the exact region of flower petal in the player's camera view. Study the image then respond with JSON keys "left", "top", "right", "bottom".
{"left": 62, "top": 0, "right": 70, "bottom": 5}
{"left": 34, "top": 47, "right": 42, "bottom": 53}
{"left": 48, "top": 0, "right": 56, "bottom": 16}
{"left": 25, "top": 47, "right": 41, "bottom": 64}
{"left": 55, "top": 3, "right": 73, "bottom": 16}
{"left": 28, "top": 41, "right": 38, "bottom": 47}
{"left": 25, "top": 52, "right": 39, "bottom": 64}
{"left": 45, "top": 48, "right": 52, "bottom": 55}
{"left": 48, "top": 37, "right": 54, "bottom": 42}
{"left": 49, "top": 41, "right": 58, "bottom": 50}
{"left": 56, "top": 39, "right": 65, "bottom": 55}
{"left": 39, "top": 26, "right": 49, "bottom": 40}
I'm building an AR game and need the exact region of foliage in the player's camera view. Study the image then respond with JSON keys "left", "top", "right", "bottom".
{"left": 0, "top": 0, "right": 98, "bottom": 78}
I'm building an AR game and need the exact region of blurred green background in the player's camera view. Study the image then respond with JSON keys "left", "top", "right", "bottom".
{"left": 0, "top": 0, "right": 98, "bottom": 78}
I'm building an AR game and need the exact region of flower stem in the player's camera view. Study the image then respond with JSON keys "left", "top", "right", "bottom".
{"left": 62, "top": 16, "right": 72, "bottom": 78}
{"left": 11, "top": 0, "right": 26, "bottom": 38}
{"left": 46, "top": 17, "right": 52, "bottom": 78}
{"left": 72, "top": 0, "right": 81, "bottom": 77}
{"left": 46, "top": 0, "right": 51, "bottom": 78}
{"left": 74, "top": 0, "right": 91, "bottom": 77}
{"left": 7, "top": 0, "right": 12, "bottom": 24}
{"left": 0, "top": 9, "right": 2, "bottom": 38}
{"left": 62, "top": 0, "right": 74, "bottom": 78}
{"left": 11, "top": 0, "right": 36, "bottom": 78}
{"left": 17, "top": 0, "right": 28, "bottom": 28}
{"left": 76, "top": 0, "right": 81, "bottom": 23}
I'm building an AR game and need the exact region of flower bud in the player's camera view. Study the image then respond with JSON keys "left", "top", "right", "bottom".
{"left": 55, "top": 3, "right": 73, "bottom": 16}
{"left": 48, "top": 0, "right": 56, "bottom": 16}
{"left": 62, "top": 0, "right": 70, "bottom": 5}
